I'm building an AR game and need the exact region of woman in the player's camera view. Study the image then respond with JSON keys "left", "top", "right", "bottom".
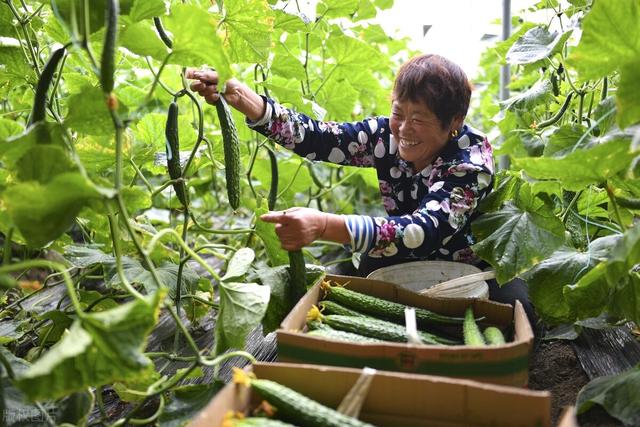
{"left": 187, "top": 54, "right": 537, "bottom": 326}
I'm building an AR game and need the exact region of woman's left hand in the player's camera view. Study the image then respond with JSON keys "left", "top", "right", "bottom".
{"left": 260, "top": 207, "right": 328, "bottom": 251}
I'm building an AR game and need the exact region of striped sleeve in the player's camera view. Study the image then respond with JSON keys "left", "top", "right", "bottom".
{"left": 345, "top": 215, "right": 376, "bottom": 254}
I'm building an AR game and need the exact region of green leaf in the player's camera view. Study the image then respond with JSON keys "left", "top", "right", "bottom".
{"left": 513, "top": 138, "right": 632, "bottom": 191}
{"left": 65, "top": 85, "right": 114, "bottom": 136}
{"left": 106, "top": 258, "right": 199, "bottom": 297}
{"left": 316, "top": 77, "right": 358, "bottom": 120}
{"left": 0, "top": 122, "right": 67, "bottom": 167}
{"left": 0, "top": 117, "right": 23, "bottom": 141}
{"left": 472, "top": 198, "right": 565, "bottom": 283}
{"left": 273, "top": 9, "right": 310, "bottom": 32}
{"left": 2, "top": 172, "right": 104, "bottom": 248}
{"left": 609, "top": 273, "right": 640, "bottom": 324}
{"left": 159, "top": 382, "right": 224, "bottom": 427}
{"left": 563, "top": 262, "right": 612, "bottom": 319}
{"left": 15, "top": 144, "right": 76, "bottom": 184}
{"left": 543, "top": 125, "right": 589, "bottom": 157}
{"left": 523, "top": 235, "right": 619, "bottom": 324}
{"left": 568, "top": 0, "right": 640, "bottom": 80}
{"left": 502, "top": 78, "right": 554, "bottom": 111}
{"left": 506, "top": 26, "right": 572, "bottom": 65}
{"left": 214, "top": 281, "right": 270, "bottom": 354}
{"left": 120, "top": 20, "right": 170, "bottom": 60}
{"left": 130, "top": 0, "right": 166, "bottom": 22}
{"left": 164, "top": 4, "right": 232, "bottom": 83}
{"left": 270, "top": 43, "right": 306, "bottom": 80}
{"left": 221, "top": 248, "right": 255, "bottom": 282}
{"left": 254, "top": 204, "right": 288, "bottom": 266}
{"left": 64, "top": 244, "right": 113, "bottom": 268}
{"left": 316, "top": 0, "right": 359, "bottom": 19}
{"left": 223, "top": 0, "right": 274, "bottom": 63}
{"left": 15, "top": 290, "right": 165, "bottom": 401}
{"left": 576, "top": 365, "right": 640, "bottom": 426}
{"left": 616, "top": 62, "right": 640, "bottom": 128}
{"left": 255, "top": 264, "right": 291, "bottom": 333}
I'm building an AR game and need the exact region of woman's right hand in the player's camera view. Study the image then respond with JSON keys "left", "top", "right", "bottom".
{"left": 185, "top": 69, "right": 266, "bottom": 121}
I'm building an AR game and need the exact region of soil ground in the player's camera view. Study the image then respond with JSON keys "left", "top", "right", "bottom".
{"left": 528, "top": 340, "right": 622, "bottom": 426}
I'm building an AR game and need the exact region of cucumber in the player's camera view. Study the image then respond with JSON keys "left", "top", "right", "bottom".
{"left": 165, "top": 101, "right": 188, "bottom": 207}
{"left": 483, "top": 326, "right": 506, "bottom": 345}
{"left": 318, "top": 300, "right": 366, "bottom": 317}
{"left": 463, "top": 307, "right": 485, "bottom": 346}
{"left": 306, "top": 323, "right": 383, "bottom": 344}
{"left": 322, "top": 314, "right": 453, "bottom": 345}
{"left": 231, "top": 417, "right": 296, "bottom": 427}
{"left": 153, "top": 17, "right": 173, "bottom": 48}
{"left": 100, "top": 0, "right": 119, "bottom": 94}
{"left": 288, "top": 250, "right": 306, "bottom": 302}
{"left": 266, "top": 146, "right": 278, "bottom": 211}
{"left": 324, "top": 284, "right": 464, "bottom": 325}
{"left": 249, "top": 378, "right": 375, "bottom": 427}
{"left": 29, "top": 47, "right": 66, "bottom": 125}
{"left": 215, "top": 96, "right": 241, "bottom": 211}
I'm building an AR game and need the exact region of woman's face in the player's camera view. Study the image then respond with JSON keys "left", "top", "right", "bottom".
{"left": 389, "top": 98, "right": 452, "bottom": 171}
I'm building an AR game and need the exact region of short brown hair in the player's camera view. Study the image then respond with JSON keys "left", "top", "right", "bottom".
{"left": 393, "top": 54, "right": 472, "bottom": 130}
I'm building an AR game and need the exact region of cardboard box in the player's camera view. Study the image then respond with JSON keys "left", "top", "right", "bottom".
{"left": 277, "top": 274, "right": 534, "bottom": 386}
{"left": 191, "top": 362, "right": 551, "bottom": 427}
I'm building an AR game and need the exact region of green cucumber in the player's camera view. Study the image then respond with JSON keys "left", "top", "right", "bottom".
{"left": 231, "top": 418, "right": 296, "bottom": 427}
{"left": 100, "top": 0, "right": 119, "bottom": 94}
{"left": 266, "top": 146, "right": 278, "bottom": 211}
{"left": 318, "top": 300, "right": 366, "bottom": 317}
{"left": 463, "top": 307, "right": 485, "bottom": 346}
{"left": 483, "top": 326, "right": 506, "bottom": 345}
{"left": 249, "top": 378, "right": 374, "bottom": 427}
{"left": 306, "top": 323, "right": 383, "bottom": 343}
{"left": 215, "top": 96, "right": 241, "bottom": 210}
{"left": 288, "top": 250, "right": 306, "bottom": 302}
{"left": 165, "top": 101, "right": 188, "bottom": 207}
{"left": 153, "top": 17, "right": 173, "bottom": 48}
{"left": 322, "top": 314, "right": 453, "bottom": 345}
{"left": 29, "top": 47, "right": 66, "bottom": 125}
{"left": 325, "top": 284, "right": 464, "bottom": 325}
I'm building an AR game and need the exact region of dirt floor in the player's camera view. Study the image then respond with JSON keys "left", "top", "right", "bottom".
{"left": 528, "top": 340, "right": 623, "bottom": 426}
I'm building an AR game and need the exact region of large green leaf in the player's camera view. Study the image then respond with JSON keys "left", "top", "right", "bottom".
{"left": 502, "top": 79, "right": 554, "bottom": 111}
{"left": 523, "top": 235, "right": 619, "bottom": 324}
{"left": 222, "top": 0, "right": 274, "bottom": 63}
{"left": 214, "top": 281, "right": 270, "bottom": 354}
{"left": 0, "top": 117, "right": 23, "bottom": 141}
{"left": 609, "top": 273, "right": 640, "bottom": 325}
{"left": 542, "top": 125, "right": 589, "bottom": 157}
{"left": 129, "top": 0, "right": 165, "bottom": 22}
{"left": 221, "top": 248, "right": 255, "bottom": 282}
{"left": 15, "top": 291, "right": 164, "bottom": 401}
{"left": 568, "top": 0, "right": 640, "bottom": 80}
{"left": 506, "top": 26, "right": 572, "bottom": 65}
{"left": 513, "top": 138, "right": 632, "bottom": 191}
{"left": 106, "top": 257, "right": 199, "bottom": 297}
{"left": 616, "top": 62, "right": 640, "bottom": 128}
{"left": 164, "top": 4, "right": 231, "bottom": 83}
{"left": 64, "top": 244, "right": 113, "bottom": 268}
{"left": 15, "top": 144, "right": 76, "bottom": 184}
{"left": 472, "top": 196, "right": 565, "bottom": 284}
{"left": 273, "top": 9, "right": 310, "bottom": 32}
{"left": 2, "top": 172, "right": 104, "bottom": 248}
{"left": 120, "top": 19, "right": 170, "bottom": 60}
{"left": 65, "top": 85, "right": 114, "bottom": 136}
{"left": 316, "top": 0, "right": 359, "bottom": 19}
{"left": 563, "top": 262, "right": 612, "bottom": 320}
{"left": 576, "top": 365, "right": 640, "bottom": 426}
{"left": 255, "top": 264, "right": 291, "bottom": 333}
{"left": 254, "top": 204, "right": 289, "bottom": 266}
{"left": 0, "top": 122, "right": 67, "bottom": 167}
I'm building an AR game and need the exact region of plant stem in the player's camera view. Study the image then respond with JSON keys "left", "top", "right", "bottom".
{"left": 107, "top": 213, "right": 145, "bottom": 300}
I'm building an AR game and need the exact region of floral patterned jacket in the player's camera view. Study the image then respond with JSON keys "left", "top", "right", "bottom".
{"left": 248, "top": 98, "right": 495, "bottom": 266}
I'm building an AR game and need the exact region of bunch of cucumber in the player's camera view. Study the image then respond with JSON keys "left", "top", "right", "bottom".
{"left": 229, "top": 368, "right": 375, "bottom": 427}
{"left": 303, "top": 281, "right": 507, "bottom": 346}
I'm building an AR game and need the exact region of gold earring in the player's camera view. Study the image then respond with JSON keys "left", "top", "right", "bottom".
{"left": 450, "top": 129, "right": 459, "bottom": 138}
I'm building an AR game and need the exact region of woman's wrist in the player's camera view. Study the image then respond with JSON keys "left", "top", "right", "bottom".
{"left": 227, "top": 81, "right": 266, "bottom": 122}
{"left": 321, "top": 213, "right": 350, "bottom": 244}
